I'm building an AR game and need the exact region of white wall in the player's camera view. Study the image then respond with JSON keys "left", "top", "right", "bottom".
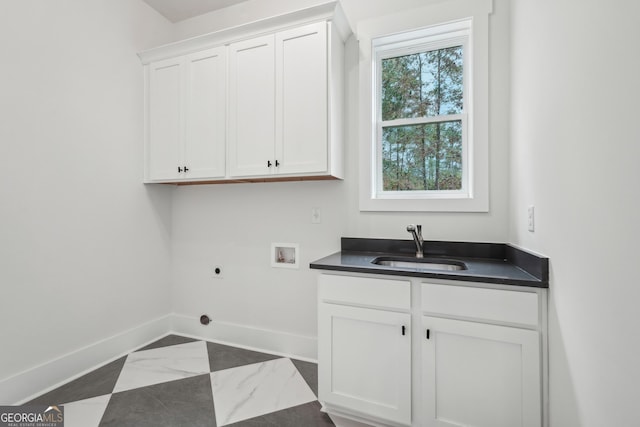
{"left": 510, "top": 0, "right": 640, "bottom": 425}
{"left": 172, "top": 0, "right": 436, "bottom": 42}
{"left": 170, "top": 0, "right": 511, "bottom": 352}
{"left": 0, "top": 0, "right": 174, "bottom": 389}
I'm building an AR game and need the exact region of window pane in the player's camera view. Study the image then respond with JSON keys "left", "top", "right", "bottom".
{"left": 382, "top": 121, "right": 462, "bottom": 191}
{"left": 382, "top": 46, "right": 463, "bottom": 121}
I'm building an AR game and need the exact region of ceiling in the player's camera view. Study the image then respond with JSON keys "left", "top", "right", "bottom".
{"left": 143, "top": 0, "right": 251, "bottom": 23}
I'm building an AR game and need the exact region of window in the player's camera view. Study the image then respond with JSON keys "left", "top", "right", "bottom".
{"left": 358, "top": 2, "right": 490, "bottom": 212}
{"left": 376, "top": 26, "right": 468, "bottom": 198}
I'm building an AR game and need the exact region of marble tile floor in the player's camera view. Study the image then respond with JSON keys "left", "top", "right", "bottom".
{"left": 26, "top": 335, "right": 335, "bottom": 427}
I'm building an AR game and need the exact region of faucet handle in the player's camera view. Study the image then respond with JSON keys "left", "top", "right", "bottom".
{"left": 407, "top": 224, "right": 422, "bottom": 236}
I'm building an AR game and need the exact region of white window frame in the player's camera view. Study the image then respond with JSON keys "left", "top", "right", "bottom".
{"left": 358, "top": 0, "right": 491, "bottom": 212}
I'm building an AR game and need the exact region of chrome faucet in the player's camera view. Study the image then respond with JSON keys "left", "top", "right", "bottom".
{"left": 407, "top": 224, "right": 424, "bottom": 258}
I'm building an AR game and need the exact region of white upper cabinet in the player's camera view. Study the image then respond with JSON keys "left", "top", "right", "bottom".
{"left": 229, "top": 21, "right": 339, "bottom": 179}
{"left": 185, "top": 47, "right": 226, "bottom": 180}
{"left": 228, "top": 35, "right": 276, "bottom": 177}
{"left": 139, "top": 2, "right": 350, "bottom": 184}
{"left": 145, "top": 46, "right": 226, "bottom": 182}
{"left": 148, "top": 57, "right": 182, "bottom": 181}
{"left": 275, "top": 22, "right": 328, "bottom": 176}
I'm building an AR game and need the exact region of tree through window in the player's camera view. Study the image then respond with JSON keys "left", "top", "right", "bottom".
{"left": 382, "top": 46, "right": 463, "bottom": 191}
{"left": 374, "top": 25, "right": 469, "bottom": 197}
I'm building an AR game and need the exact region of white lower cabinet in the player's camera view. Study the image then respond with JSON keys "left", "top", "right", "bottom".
{"left": 318, "top": 304, "right": 411, "bottom": 425}
{"left": 318, "top": 274, "right": 547, "bottom": 427}
{"left": 318, "top": 274, "right": 412, "bottom": 426}
{"left": 422, "top": 316, "right": 541, "bottom": 427}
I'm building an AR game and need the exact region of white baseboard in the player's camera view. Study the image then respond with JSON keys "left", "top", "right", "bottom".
{"left": 170, "top": 313, "right": 318, "bottom": 362}
{"left": 328, "top": 413, "right": 376, "bottom": 427}
{"left": 324, "top": 405, "right": 392, "bottom": 427}
{"left": 1, "top": 315, "right": 171, "bottom": 405}
{"left": 0, "top": 313, "right": 317, "bottom": 405}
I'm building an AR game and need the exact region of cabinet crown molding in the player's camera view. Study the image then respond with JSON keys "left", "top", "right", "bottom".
{"left": 138, "top": 1, "right": 351, "bottom": 65}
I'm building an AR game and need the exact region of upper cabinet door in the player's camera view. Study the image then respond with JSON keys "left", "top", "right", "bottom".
{"left": 185, "top": 47, "right": 227, "bottom": 179}
{"left": 275, "top": 22, "right": 328, "bottom": 175}
{"left": 228, "top": 35, "right": 276, "bottom": 177}
{"left": 148, "top": 57, "right": 183, "bottom": 181}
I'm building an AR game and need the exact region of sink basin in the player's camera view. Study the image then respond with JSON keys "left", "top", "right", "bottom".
{"left": 372, "top": 256, "right": 467, "bottom": 271}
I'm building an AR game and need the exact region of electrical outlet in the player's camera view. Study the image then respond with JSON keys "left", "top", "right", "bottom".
{"left": 213, "top": 265, "right": 223, "bottom": 279}
{"left": 527, "top": 206, "right": 535, "bottom": 232}
{"left": 311, "top": 207, "right": 321, "bottom": 224}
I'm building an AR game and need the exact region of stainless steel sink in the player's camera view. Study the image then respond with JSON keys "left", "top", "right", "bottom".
{"left": 372, "top": 257, "right": 467, "bottom": 271}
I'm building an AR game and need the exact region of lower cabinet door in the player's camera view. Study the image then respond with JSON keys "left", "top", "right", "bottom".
{"left": 422, "top": 316, "right": 541, "bottom": 427}
{"left": 318, "top": 303, "right": 412, "bottom": 426}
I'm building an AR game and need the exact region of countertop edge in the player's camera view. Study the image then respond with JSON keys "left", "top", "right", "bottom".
{"left": 310, "top": 260, "right": 548, "bottom": 288}
{"left": 310, "top": 238, "right": 549, "bottom": 288}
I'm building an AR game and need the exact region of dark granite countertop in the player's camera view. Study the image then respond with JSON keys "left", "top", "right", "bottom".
{"left": 310, "top": 238, "right": 549, "bottom": 288}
